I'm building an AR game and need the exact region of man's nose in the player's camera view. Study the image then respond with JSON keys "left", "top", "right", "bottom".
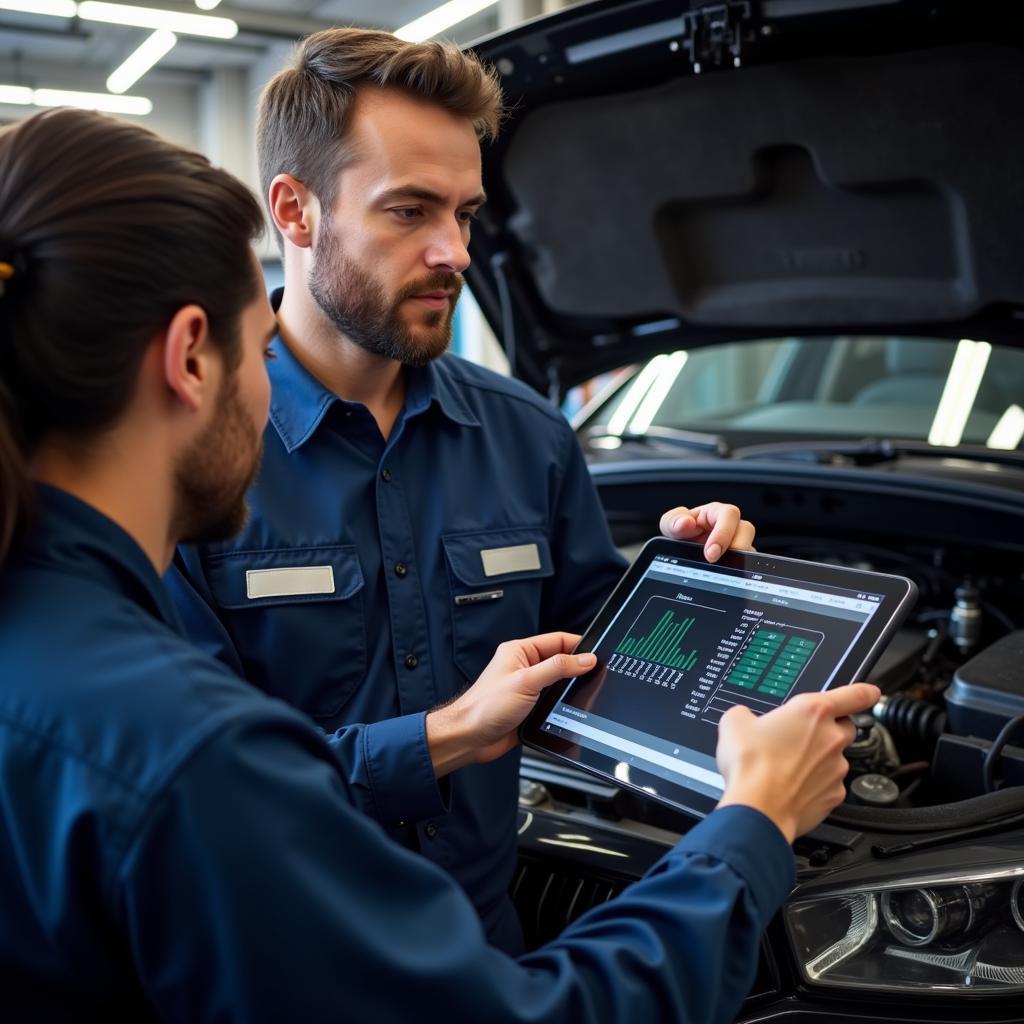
{"left": 424, "top": 219, "right": 471, "bottom": 273}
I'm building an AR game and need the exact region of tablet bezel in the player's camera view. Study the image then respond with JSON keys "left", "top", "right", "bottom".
{"left": 521, "top": 537, "right": 918, "bottom": 819}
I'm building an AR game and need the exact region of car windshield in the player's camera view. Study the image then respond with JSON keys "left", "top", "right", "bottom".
{"left": 582, "top": 336, "right": 1024, "bottom": 449}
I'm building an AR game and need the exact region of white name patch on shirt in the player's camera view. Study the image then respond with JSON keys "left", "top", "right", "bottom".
{"left": 245, "top": 566, "right": 336, "bottom": 600}
{"left": 480, "top": 543, "right": 542, "bottom": 578}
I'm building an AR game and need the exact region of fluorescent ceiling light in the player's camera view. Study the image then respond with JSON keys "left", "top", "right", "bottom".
{"left": 0, "top": 85, "right": 32, "bottom": 105}
{"left": 606, "top": 355, "right": 667, "bottom": 436}
{"left": 78, "top": 1, "right": 237, "bottom": 39}
{"left": 195, "top": 0, "right": 222, "bottom": 8}
{"left": 107, "top": 28, "right": 176, "bottom": 93}
{"left": 987, "top": 404, "right": 1024, "bottom": 450}
{"left": 0, "top": 83, "right": 150, "bottom": 114}
{"left": 0, "top": 0, "right": 76, "bottom": 15}
{"left": 395, "top": 0, "right": 499, "bottom": 41}
{"left": 629, "top": 350, "right": 688, "bottom": 433}
{"left": 927, "top": 338, "right": 992, "bottom": 447}
{"left": 32, "top": 87, "right": 152, "bottom": 115}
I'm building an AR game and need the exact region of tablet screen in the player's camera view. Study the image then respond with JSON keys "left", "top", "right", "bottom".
{"left": 533, "top": 543, "right": 912, "bottom": 808}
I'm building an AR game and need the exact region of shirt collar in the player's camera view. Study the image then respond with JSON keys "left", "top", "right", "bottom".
{"left": 266, "top": 288, "right": 479, "bottom": 454}
{"left": 18, "top": 485, "right": 185, "bottom": 634}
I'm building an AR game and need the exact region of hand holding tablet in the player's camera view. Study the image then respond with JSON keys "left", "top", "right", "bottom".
{"left": 522, "top": 538, "right": 916, "bottom": 819}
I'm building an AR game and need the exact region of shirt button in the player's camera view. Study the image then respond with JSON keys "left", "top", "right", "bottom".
{"left": 424, "top": 823, "right": 437, "bottom": 838}
{"left": 380, "top": 467, "right": 392, "bottom": 482}
{"left": 394, "top": 562, "right": 408, "bottom": 577}
{"left": 404, "top": 653, "right": 418, "bottom": 670}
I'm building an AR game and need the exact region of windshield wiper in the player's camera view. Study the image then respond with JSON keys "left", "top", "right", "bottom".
{"left": 586, "top": 425, "right": 729, "bottom": 457}
{"left": 732, "top": 438, "right": 1024, "bottom": 468}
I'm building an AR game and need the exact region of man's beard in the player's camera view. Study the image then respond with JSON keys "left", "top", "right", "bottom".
{"left": 173, "top": 372, "right": 263, "bottom": 545}
{"left": 308, "top": 221, "right": 462, "bottom": 367}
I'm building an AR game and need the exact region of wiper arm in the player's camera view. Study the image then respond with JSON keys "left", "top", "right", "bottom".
{"left": 586, "top": 425, "right": 729, "bottom": 457}
{"left": 872, "top": 808, "right": 1024, "bottom": 859}
{"left": 733, "top": 437, "right": 1024, "bottom": 467}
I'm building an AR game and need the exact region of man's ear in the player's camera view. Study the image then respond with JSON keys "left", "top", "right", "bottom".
{"left": 163, "top": 304, "right": 216, "bottom": 413}
{"left": 269, "top": 174, "right": 317, "bottom": 250}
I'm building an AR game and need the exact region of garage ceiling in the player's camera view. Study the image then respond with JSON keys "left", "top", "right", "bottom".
{"left": 0, "top": 1, "right": 502, "bottom": 89}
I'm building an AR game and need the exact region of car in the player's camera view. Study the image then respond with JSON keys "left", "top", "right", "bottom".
{"left": 466, "top": 0, "right": 1024, "bottom": 1018}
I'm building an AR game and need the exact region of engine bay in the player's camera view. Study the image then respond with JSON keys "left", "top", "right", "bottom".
{"left": 590, "top": 458, "right": 1024, "bottom": 818}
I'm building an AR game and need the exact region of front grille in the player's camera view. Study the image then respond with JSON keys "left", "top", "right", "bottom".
{"left": 511, "top": 853, "right": 625, "bottom": 949}
{"left": 511, "top": 852, "right": 779, "bottom": 1003}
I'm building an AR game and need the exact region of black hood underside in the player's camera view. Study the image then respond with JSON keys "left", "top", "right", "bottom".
{"left": 468, "top": 0, "right": 1024, "bottom": 394}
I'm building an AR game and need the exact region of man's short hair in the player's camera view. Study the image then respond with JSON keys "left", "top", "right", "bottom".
{"left": 256, "top": 28, "right": 504, "bottom": 233}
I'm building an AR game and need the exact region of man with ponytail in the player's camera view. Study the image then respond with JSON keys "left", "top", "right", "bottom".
{"left": 0, "top": 107, "right": 877, "bottom": 1021}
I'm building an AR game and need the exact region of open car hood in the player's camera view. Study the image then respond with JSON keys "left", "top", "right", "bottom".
{"left": 466, "top": 0, "right": 1024, "bottom": 397}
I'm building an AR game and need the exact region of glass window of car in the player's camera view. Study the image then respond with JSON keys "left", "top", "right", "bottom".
{"left": 575, "top": 336, "right": 1024, "bottom": 450}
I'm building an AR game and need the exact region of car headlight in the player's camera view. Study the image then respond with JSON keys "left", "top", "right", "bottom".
{"left": 785, "top": 868, "right": 1024, "bottom": 992}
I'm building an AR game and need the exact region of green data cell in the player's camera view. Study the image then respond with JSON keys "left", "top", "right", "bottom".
{"left": 727, "top": 630, "right": 819, "bottom": 696}
{"left": 729, "top": 672, "right": 762, "bottom": 687}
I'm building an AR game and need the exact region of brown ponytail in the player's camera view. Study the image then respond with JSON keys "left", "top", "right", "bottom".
{"left": 0, "top": 108, "right": 265, "bottom": 564}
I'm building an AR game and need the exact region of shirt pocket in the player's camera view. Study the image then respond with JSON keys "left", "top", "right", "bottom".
{"left": 203, "top": 545, "right": 366, "bottom": 720}
{"left": 442, "top": 527, "right": 554, "bottom": 685}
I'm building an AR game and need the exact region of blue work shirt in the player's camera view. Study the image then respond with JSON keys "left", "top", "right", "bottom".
{"left": 0, "top": 485, "right": 795, "bottom": 1021}
{"left": 169, "top": 310, "right": 627, "bottom": 950}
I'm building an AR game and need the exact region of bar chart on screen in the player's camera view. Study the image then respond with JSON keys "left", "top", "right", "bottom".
{"left": 605, "top": 596, "right": 716, "bottom": 686}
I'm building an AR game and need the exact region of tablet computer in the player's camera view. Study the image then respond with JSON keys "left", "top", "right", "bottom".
{"left": 521, "top": 538, "right": 918, "bottom": 818}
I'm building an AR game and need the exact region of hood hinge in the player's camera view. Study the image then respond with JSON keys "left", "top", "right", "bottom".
{"left": 683, "top": 1, "right": 757, "bottom": 74}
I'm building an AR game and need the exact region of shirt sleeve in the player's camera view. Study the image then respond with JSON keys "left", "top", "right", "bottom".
{"left": 322, "top": 713, "right": 450, "bottom": 826}
{"left": 541, "top": 419, "right": 629, "bottom": 634}
{"left": 115, "top": 710, "right": 794, "bottom": 1024}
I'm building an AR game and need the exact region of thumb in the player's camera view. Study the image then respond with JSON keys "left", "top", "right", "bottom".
{"left": 518, "top": 651, "right": 597, "bottom": 696}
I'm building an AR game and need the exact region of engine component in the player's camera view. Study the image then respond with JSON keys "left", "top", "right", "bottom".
{"left": 873, "top": 694, "right": 947, "bottom": 750}
{"left": 946, "top": 630, "right": 1024, "bottom": 740}
{"left": 931, "top": 733, "right": 1024, "bottom": 801}
{"left": 849, "top": 773, "right": 900, "bottom": 807}
{"left": 949, "top": 583, "right": 982, "bottom": 654}
{"left": 844, "top": 714, "right": 899, "bottom": 777}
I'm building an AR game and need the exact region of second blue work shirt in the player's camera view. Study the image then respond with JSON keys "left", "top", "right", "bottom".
{"left": 168, "top": 297, "right": 627, "bottom": 951}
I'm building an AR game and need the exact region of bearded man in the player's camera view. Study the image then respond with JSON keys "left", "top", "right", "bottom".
{"left": 168, "top": 28, "right": 757, "bottom": 952}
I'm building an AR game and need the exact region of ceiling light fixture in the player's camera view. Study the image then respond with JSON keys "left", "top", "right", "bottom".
{"left": 78, "top": 1, "right": 237, "bottom": 39}
{"left": 0, "top": 0, "right": 76, "bottom": 15}
{"left": 987, "top": 404, "right": 1024, "bottom": 451}
{"left": 107, "top": 28, "right": 176, "bottom": 93}
{"left": 0, "top": 83, "right": 152, "bottom": 115}
{"left": 629, "top": 350, "right": 688, "bottom": 433}
{"left": 927, "top": 339, "right": 992, "bottom": 447}
{"left": 195, "top": 0, "right": 223, "bottom": 9}
{"left": 31, "top": 87, "right": 152, "bottom": 114}
{"left": 606, "top": 355, "right": 667, "bottom": 436}
{"left": 0, "top": 85, "right": 32, "bottom": 104}
{"left": 394, "top": 0, "right": 499, "bottom": 42}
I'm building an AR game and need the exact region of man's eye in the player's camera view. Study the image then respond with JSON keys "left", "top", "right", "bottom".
{"left": 392, "top": 207, "right": 422, "bottom": 221}
{"left": 263, "top": 347, "right": 277, "bottom": 361}
{"left": 458, "top": 210, "right": 479, "bottom": 224}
